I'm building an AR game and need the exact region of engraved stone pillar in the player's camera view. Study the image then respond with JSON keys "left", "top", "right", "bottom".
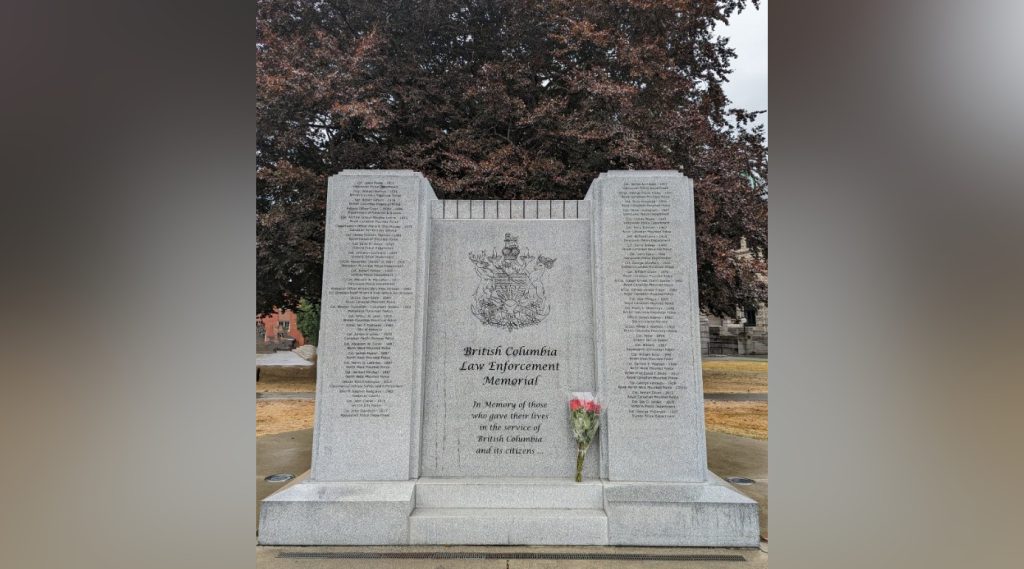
{"left": 311, "top": 170, "right": 435, "bottom": 481}
{"left": 586, "top": 171, "right": 758, "bottom": 546}
{"left": 586, "top": 171, "right": 707, "bottom": 482}
{"left": 259, "top": 170, "right": 435, "bottom": 545}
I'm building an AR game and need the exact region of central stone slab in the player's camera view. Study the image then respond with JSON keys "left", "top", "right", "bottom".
{"left": 421, "top": 202, "right": 596, "bottom": 478}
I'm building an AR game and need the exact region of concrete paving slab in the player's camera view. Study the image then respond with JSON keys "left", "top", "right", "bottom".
{"left": 257, "top": 352, "right": 316, "bottom": 380}
{"left": 706, "top": 432, "right": 766, "bottom": 480}
{"left": 258, "top": 352, "right": 315, "bottom": 367}
{"left": 703, "top": 392, "right": 767, "bottom": 401}
{"left": 706, "top": 432, "right": 767, "bottom": 540}
{"left": 257, "top": 429, "right": 313, "bottom": 527}
{"left": 257, "top": 392, "right": 315, "bottom": 400}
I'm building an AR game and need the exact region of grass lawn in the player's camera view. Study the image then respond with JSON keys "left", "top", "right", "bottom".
{"left": 702, "top": 358, "right": 768, "bottom": 439}
{"left": 256, "top": 376, "right": 316, "bottom": 393}
{"left": 704, "top": 400, "right": 767, "bottom": 440}
{"left": 255, "top": 358, "right": 768, "bottom": 439}
{"left": 257, "top": 400, "right": 315, "bottom": 436}
{"left": 702, "top": 359, "right": 768, "bottom": 393}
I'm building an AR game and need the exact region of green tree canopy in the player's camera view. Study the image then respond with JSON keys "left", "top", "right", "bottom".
{"left": 258, "top": 0, "right": 767, "bottom": 316}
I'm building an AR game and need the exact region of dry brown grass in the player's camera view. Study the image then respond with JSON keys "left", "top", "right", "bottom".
{"left": 702, "top": 359, "right": 768, "bottom": 394}
{"left": 256, "top": 377, "right": 317, "bottom": 393}
{"left": 257, "top": 400, "right": 315, "bottom": 436}
{"left": 704, "top": 400, "right": 767, "bottom": 440}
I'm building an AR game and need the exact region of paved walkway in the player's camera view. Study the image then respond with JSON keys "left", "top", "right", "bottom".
{"left": 257, "top": 352, "right": 316, "bottom": 381}
{"left": 256, "top": 391, "right": 315, "bottom": 400}
{"left": 257, "top": 429, "right": 767, "bottom": 567}
{"left": 705, "top": 431, "right": 768, "bottom": 542}
{"left": 257, "top": 352, "right": 315, "bottom": 367}
{"left": 704, "top": 392, "right": 768, "bottom": 401}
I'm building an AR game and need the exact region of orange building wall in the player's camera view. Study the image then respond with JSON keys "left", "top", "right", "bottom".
{"left": 259, "top": 309, "right": 305, "bottom": 347}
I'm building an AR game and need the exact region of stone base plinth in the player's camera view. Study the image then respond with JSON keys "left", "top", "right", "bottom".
{"left": 257, "top": 480, "right": 415, "bottom": 545}
{"left": 410, "top": 507, "right": 608, "bottom": 545}
{"left": 415, "top": 478, "right": 605, "bottom": 509}
{"left": 604, "top": 474, "right": 760, "bottom": 547}
{"left": 257, "top": 473, "right": 758, "bottom": 546}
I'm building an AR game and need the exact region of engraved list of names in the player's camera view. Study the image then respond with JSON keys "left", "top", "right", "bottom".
{"left": 313, "top": 174, "right": 427, "bottom": 481}
{"left": 597, "top": 173, "right": 706, "bottom": 482}
{"left": 615, "top": 180, "right": 683, "bottom": 419}
{"left": 325, "top": 179, "right": 415, "bottom": 418}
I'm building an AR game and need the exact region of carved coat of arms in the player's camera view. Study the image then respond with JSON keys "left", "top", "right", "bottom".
{"left": 469, "top": 233, "right": 556, "bottom": 331}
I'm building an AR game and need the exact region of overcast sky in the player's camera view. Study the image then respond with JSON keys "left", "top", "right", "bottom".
{"left": 717, "top": 0, "right": 768, "bottom": 139}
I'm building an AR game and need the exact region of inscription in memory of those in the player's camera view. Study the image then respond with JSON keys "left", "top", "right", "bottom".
{"left": 325, "top": 179, "right": 415, "bottom": 418}
{"left": 615, "top": 180, "right": 683, "bottom": 419}
{"left": 459, "top": 345, "right": 559, "bottom": 457}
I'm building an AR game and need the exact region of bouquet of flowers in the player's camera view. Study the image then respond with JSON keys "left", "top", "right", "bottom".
{"left": 569, "top": 392, "right": 602, "bottom": 482}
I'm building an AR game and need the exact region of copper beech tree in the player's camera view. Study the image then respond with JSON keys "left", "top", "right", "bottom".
{"left": 257, "top": 0, "right": 767, "bottom": 317}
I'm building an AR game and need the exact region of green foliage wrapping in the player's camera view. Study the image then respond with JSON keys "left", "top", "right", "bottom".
{"left": 295, "top": 298, "right": 320, "bottom": 346}
{"left": 569, "top": 396, "right": 602, "bottom": 482}
{"left": 258, "top": 0, "right": 767, "bottom": 317}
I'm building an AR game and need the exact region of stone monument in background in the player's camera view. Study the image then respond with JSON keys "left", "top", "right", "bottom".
{"left": 258, "top": 170, "right": 759, "bottom": 546}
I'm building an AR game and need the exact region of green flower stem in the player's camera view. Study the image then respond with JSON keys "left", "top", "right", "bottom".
{"left": 575, "top": 444, "right": 586, "bottom": 483}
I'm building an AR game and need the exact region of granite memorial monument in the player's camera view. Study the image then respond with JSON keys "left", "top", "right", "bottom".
{"left": 258, "top": 170, "right": 759, "bottom": 546}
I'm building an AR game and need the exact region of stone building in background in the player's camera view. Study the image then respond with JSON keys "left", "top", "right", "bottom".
{"left": 700, "top": 237, "right": 767, "bottom": 356}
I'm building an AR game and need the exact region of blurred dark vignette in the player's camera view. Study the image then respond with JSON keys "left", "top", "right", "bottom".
{"left": 0, "top": 2, "right": 256, "bottom": 569}
{"left": 772, "top": 1, "right": 1024, "bottom": 568}
{"left": 0, "top": 1, "right": 1020, "bottom": 568}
